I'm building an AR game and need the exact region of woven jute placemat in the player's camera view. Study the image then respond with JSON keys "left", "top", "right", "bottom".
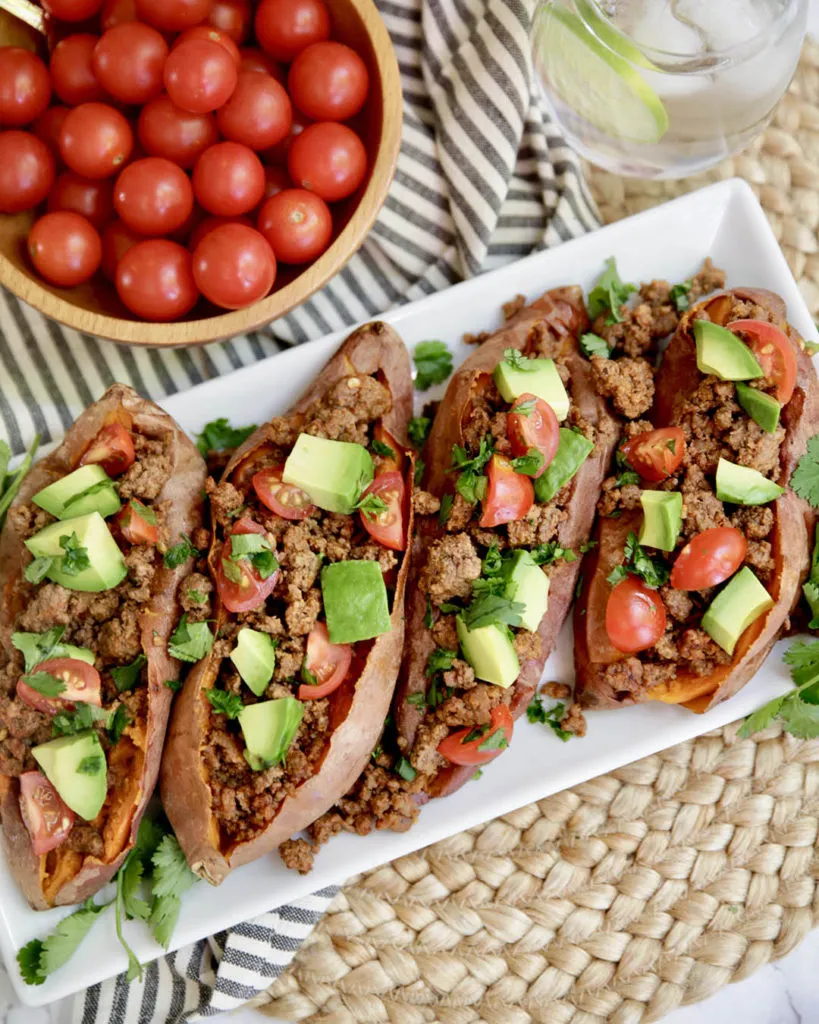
{"left": 254, "top": 41, "right": 819, "bottom": 1024}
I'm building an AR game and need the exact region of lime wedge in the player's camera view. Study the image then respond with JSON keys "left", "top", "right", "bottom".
{"left": 574, "top": 0, "right": 659, "bottom": 70}
{"left": 535, "top": 6, "right": 669, "bottom": 144}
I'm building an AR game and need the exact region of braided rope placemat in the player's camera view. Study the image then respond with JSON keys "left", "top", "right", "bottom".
{"left": 252, "top": 42, "right": 819, "bottom": 1024}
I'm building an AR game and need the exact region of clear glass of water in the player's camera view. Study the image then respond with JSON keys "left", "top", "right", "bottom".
{"left": 532, "top": 0, "right": 808, "bottom": 179}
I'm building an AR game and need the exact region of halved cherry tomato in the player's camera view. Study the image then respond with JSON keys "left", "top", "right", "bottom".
{"left": 479, "top": 454, "right": 534, "bottom": 528}
{"left": 670, "top": 526, "right": 747, "bottom": 591}
{"left": 214, "top": 517, "right": 279, "bottom": 613}
{"left": 297, "top": 621, "right": 352, "bottom": 700}
{"left": 79, "top": 422, "right": 135, "bottom": 476}
{"left": 621, "top": 427, "right": 685, "bottom": 483}
{"left": 359, "top": 470, "right": 405, "bottom": 551}
{"left": 253, "top": 465, "right": 314, "bottom": 520}
{"left": 605, "top": 576, "right": 667, "bottom": 654}
{"left": 116, "top": 501, "right": 158, "bottom": 545}
{"left": 19, "top": 771, "right": 75, "bottom": 856}
{"left": 506, "top": 392, "right": 559, "bottom": 477}
{"left": 438, "top": 704, "right": 514, "bottom": 766}
{"left": 728, "top": 319, "right": 797, "bottom": 405}
{"left": 373, "top": 423, "right": 404, "bottom": 475}
{"left": 16, "top": 657, "right": 102, "bottom": 715}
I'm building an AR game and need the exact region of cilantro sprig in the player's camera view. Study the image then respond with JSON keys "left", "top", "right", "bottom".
{"left": 225, "top": 532, "right": 278, "bottom": 581}
{"left": 669, "top": 279, "right": 692, "bottom": 313}
{"left": 451, "top": 436, "right": 493, "bottom": 504}
{"left": 195, "top": 418, "right": 257, "bottom": 457}
{"left": 408, "top": 416, "right": 432, "bottom": 449}
{"left": 163, "top": 534, "right": 200, "bottom": 570}
{"left": 791, "top": 434, "right": 819, "bottom": 508}
{"left": 526, "top": 695, "right": 572, "bottom": 741}
{"left": 206, "top": 687, "right": 244, "bottom": 719}
{"left": 25, "top": 533, "right": 90, "bottom": 584}
{"left": 169, "top": 615, "right": 213, "bottom": 663}
{"left": 606, "top": 532, "right": 669, "bottom": 589}
{"left": 588, "top": 257, "right": 636, "bottom": 325}
{"left": 111, "top": 654, "right": 147, "bottom": 693}
{"left": 580, "top": 333, "right": 611, "bottom": 359}
{"left": 413, "top": 340, "right": 453, "bottom": 391}
{"left": 739, "top": 639, "right": 819, "bottom": 739}
{"left": 804, "top": 524, "right": 819, "bottom": 629}
{"left": 354, "top": 492, "right": 389, "bottom": 521}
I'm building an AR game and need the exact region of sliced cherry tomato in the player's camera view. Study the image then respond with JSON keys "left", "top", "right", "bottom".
{"left": 116, "top": 500, "right": 159, "bottom": 544}
{"left": 79, "top": 421, "right": 135, "bottom": 475}
{"left": 215, "top": 517, "right": 279, "bottom": 613}
{"left": 49, "top": 35, "right": 107, "bottom": 107}
{"left": 0, "top": 131, "right": 55, "bottom": 214}
{"left": 28, "top": 211, "right": 102, "bottom": 288}
{"left": 605, "top": 576, "right": 667, "bottom": 654}
{"left": 506, "top": 392, "right": 559, "bottom": 478}
{"left": 252, "top": 464, "right": 314, "bottom": 520}
{"left": 287, "top": 121, "right": 367, "bottom": 203}
{"left": 288, "top": 42, "right": 369, "bottom": 122}
{"left": 373, "top": 423, "right": 404, "bottom": 475}
{"left": 17, "top": 657, "right": 102, "bottom": 715}
{"left": 92, "top": 23, "right": 169, "bottom": 106}
{"left": 621, "top": 426, "right": 685, "bottom": 483}
{"left": 0, "top": 47, "right": 51, "bottom": 127}
{"left": 19, "top": 771, "right": 75, "bottom": 856}
{"left": 670, "top": 526, "right": 747, "bottom": 591}
{"left": 297, "top": 622, "right": 352, "bottom": 699}
{"left": 479, "top": 454, "right": 534, "bottom": 528}
{"left": 359, "top": 470, "right": 406, "bottom": 551}
{"left": 254, "top": 0, "right": 330, "bottom": 63}
{"left": 728, "top": 318, "right": 797, "bottom": 405}
{"left": 438, "top": 704, "right": 514, "bottom": 766}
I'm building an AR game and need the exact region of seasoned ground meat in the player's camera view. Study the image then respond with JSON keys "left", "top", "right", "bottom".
{"left": 432, "top": 614, "right": 459, "bottom": 651}
{"left": 118, "top": 432, "right": 173, "bottom": 501}
{"left": 206, "top": 478, "right": 244, "bottom": 527}
{"left": 420, "top": 533, "right": 482, "bottom": 605}
{"left": 542, "top": 682, "right": 571, "bottom": 700}
{"left": 413, "top": 489, "right": 441, "bottom": 516}
{"left": 443, "top": 658, "right": 476, "bottom": 690}
{"left": 661, "top": 587, "right": 693, "bottom": 622}
{"left": 514, "top": 631, "right": 543, "bottom": 661}
{"left": 591, "top": 356, "right": 655, "bottom": 418}
{"left": 65, "top": 824, "right": 105, "bottom": 858}
{"left": 507, "top": 503, "right": 566, "bottom": 547}
{"left": 279, "top": 838, "right": 315, "bottom": 874}
{"left": 503, "top": 294, "right": 526, "bottom": 320}
{"left": 688, "top": 258, "right": 726, "bottom": 300}
{"left": 560, "top": 703, "right": 587, "bottom": 737}
{"left": 180, "top": 572, "right": 213, "bottom": 620}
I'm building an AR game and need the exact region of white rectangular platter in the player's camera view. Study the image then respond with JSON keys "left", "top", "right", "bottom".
{"left": 2, "top": 178, "right": 816, "bottom": 1007}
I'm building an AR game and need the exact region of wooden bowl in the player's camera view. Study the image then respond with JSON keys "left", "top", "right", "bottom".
{"left": 0, "top": 0, "right": 402, "bottom": 347}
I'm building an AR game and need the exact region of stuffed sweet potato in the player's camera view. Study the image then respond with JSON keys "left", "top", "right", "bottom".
{"left": 575, "top": 288, "right": 819, "bottom": 713}
{"left": 161, "top": 322, "right": 414, "bottom": 884}
{"left": 0, "top": 384, "right": 206, "bottom": 910}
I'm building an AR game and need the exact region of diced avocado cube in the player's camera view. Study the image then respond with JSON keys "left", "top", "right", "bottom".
{"left": 534, "top": 427, "right": 594, "bottom": 504}
{"left": 715, "top": 457, "right": 784, "bottom": 506}
{"left": 33, "top": 464, "right": 120, "bottom": 521}
{"left": 501, "top": 550, "right": 549, "bottom": 632}
{"left": 239, "top": 697, "right": 303, "bottom": 771}
{"left": 638, "top": 490, "right": 682, "bottom": 552}
{"left": 25, "top": 512, "right": 127, "bottom": 593}
{"left": 735, "top": 382, "right": 781, "bottom": 434}
{"left": 230, "top": 628, "right": 276, "bottom": 697}
{"left": 694, "top": 320, "right": 764, "bottom": 381}
{"left": 32, "top": 731, "right": 107, "bottom": 821}
{"left": 283, "top": 433, "right": 374, "bottom": 514}
{"left": 701, "top": 566, "right": 774, "bottom": 655}
{"left": 321, "top": 560, "right": 391, "bottom": 644}
{"left": 493, "top": 355, "right": 570, "bottom": 420}
{"left": 456, "top": 615, "right": 520, "bottom": 688}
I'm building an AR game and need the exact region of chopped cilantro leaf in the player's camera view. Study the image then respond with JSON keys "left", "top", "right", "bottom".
{"left": 372, "top": 439, "right": 396, "bottom": 459}
{"left": 408, "top": 416, "right": 432, "bottom": 449}
{"left": 670, "top": 280, "right": 692, "bottom": 313}
{"left": 426, "top": 648, "right": 457, "bottom": 677}
{"left": 165, "top": 678, "right": 182, "bottom": 693}
{"left": 129, "top": 499, "right": 156, "bottom": 525}
{"left": 791, "top": 434, "right": 819, "bottom": 508}
{"left": 163, "top": 534, "right": 200, "bottom": 569}
{"left": 438, "top": 493, "right": 453, "bottom": 524}
{"left": 52, "top": 703, "right": 109, "bottom": 737}
{"left": 59, "top": 533, "right": 90, "bottom": 576}
{"left": 579, "top": 332, "right": 611, "bottom": 359}
{"left": 111, "top": 654, "right": 147, "bottom": 692}
{"left": 169, "top": 615, "right": 213, "bottom": 663}
{"left": 511, "top": 449, "right": 544, "bottom": 477}
{"left": 463, "top": 593, "right": 523, "bottom": 631}
{"left": 20, "top": 671, "right": 66, "bottom": 698}
{"left": 587, "top": 257, "right": 636, "bottom": 324}
{"left": 395, "top": 755, "right": 416, "bottom": 781}
{"left": 108, "top": 705, "right": 130, "bottom": 744}
{"left": 477, "top": 728, "right": 508, "bottom": 753}
{"left": 413, "top": 340, "right": 453, "bottom": 391}
{"left": 502, "top": 347, "right": 529, "bottom": 371}
{"left": 206, "top": 687, "right": 244, "bottom": 719}
{"left": 406, "top": 691, "right": 426, "bottom": 706}
{"left": 530, "top": 542, "right": 577, "bottom": 566}
{"left": 196, "top": 418, "right": 256, "bottom": 457}
{"left": 526, "top": 695, "right": 572, "bottom": 741}
{"left": 77, "top": 754, "right": 103, "bottom": 775}
{"left": 354, "top": 492, "right": 389, "bottom": 521}
{"left": 607, "top": 532, "right": 669, "bottom": 589}
{"left": 414, "top": 457, "right": 425, "bottom": 486}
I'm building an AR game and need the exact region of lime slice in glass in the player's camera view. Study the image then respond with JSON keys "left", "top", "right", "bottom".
{"left": 574, "top": 0, "right": 658, "bottom": 70}
{"left": 535, "top": 6, "right": 669, "bottom": 144}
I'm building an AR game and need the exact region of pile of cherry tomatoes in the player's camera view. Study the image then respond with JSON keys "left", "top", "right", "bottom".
{"left": 0, "top": 0, "right": 370, "bottom": 320}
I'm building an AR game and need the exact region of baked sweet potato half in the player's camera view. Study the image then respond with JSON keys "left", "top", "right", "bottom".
{"left": 0, "top": 384, "right": 206, "bottom": 910}
{"left": 575, "top": 288, "right": 819, "bottom": 713}
{"left": 161, "top": 322, "right": 414, "bottom": 884}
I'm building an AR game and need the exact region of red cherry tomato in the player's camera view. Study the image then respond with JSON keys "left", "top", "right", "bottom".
{"left": 239, "top": 47, "right": 285, "bottom": 83}
{"left": 287, "top": 122, "right": 367, "bottom": 202}
{"left": 605, "top": 576, "right": 667, "bottom": 654}
{"left": 115, "top": 500, "right": 159, "bottom": 544}
{"left": 359, "top": 470, "right": 406, "bottom": 551}
{"left": 262, "top": 164, "right": 291, "bottom": 200}
{"left": 49, "top": 34, "right": 107, "bottom": 107}
{"left": 137, "top": 94, "right": 218, "bottom": 169}
{"left": 262, "top": 107, "right": 311, "bottom": 165}
{"left": 506, "top": 392, "right": 559, "bottom": 478}
{"left": 256, "top": 188, "right": 332, "bottom": 265}
{"left": 621, "top": 426, "right": 686, "bottom": 483}
{"left": 48, "top": 171, "right": 114, "bottom": 230}
{"left": 728, "top": 318, "right": 797, "bottom": 405}
{"left": 255, "top": 0, "right": 330, "bottom": 63}
{"left": 19, "top": 772, "right": 75, "bottom": 856}
{"left": 116, "top": 239, "right": 199, "bottom": 320}
{"left": 80, "top": 421, "right": 135, "bottom": 474}
{"left": 372, "top": 423, "right": 405, "bottom": 475}
{"left": 215, "top": 516, "right": 279, "bottom": 612}
{"left": 208, "top": 0, "right": 253, "bottom": 44}
{"left": 188, "top": 213, "right": 252, "bottom": 249}
{"left": 32, "top": 105, "right": 70, "bottom": 162}
{"left": 0, "top": 131, "right": 55, "bottom": 214}
{"left": 297, "top": 622, "right": 352, "bottom": 699}
{"left": 670, "top": 527, "right": 747, "bottom": 591}
{"left": 164, "top": 39, "right": 238, "bottom": 115}
{"left": 93, "top": 24, "right": 169, "bottom": 106}
{"left": 193, "top": 140, "right": 265, "bottom": 215}
{"left": 114, "top": 157, "right": 194, "bottom": 236}
{"left": 216, "top": 71, "right": 291, "bottom": 151}
{"left": 289, "top": 42, "right": 369, "bottom": 122}
{"left": 479, "top": 454, "right": 534, "bottom": 528}
{"left": 17, "top": 658, "right": 102, "bottom": 715}
{"left": 100, "top": 0, "right": 138, "bottom": 29}
{"left": 192, "top": 222, "right": 276, "bottom": 309}
{"left": 100, "top": 219, "right": 142, "bottom": 279}
{"left": 438, "top": 704, "right": 514, "bottom": 766}
{"left": 59, "top": 102, "right": 133, "bottom": 179}
{"left": 135, "top": 0, "right": 214, "bottom": 32}
{"left": 175, "top": 26, "right": 241, "bottom": 66}
{"left": 252, "top": 464, "right": 314, "bottom": 520}
{"left": 28, "top": 212, "right": 102, "bottom": 288}
{"left": 42, "top": 0, "right": 102, "bottom": 20}
{"left": 0, "top": 48, "right": 51, "bottom": 128}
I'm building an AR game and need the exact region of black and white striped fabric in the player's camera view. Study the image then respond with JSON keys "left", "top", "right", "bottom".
{"left": 0, "top": 0, "right": 599, "bottom": 1018}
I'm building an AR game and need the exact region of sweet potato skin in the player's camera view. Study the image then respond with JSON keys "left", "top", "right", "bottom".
{"left": 575, "top": 289, "right": 819, "bottom": 713}
{"left": 161, "top": 322, "right": 414, "bottom": 885}
{"left": 0, "top": 384, "right": 206, "bottom": 910}
{"left": 395, "top": 288, "right": 620, "bottom": 800}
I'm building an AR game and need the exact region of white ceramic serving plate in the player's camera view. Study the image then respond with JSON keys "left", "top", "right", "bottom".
{"left": 2, "top": 178, "right": 817, "bottom": 1007}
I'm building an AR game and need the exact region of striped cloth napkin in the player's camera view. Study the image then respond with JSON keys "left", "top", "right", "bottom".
{"left": 0, "top": 0, "right": 598, "bottom": 1019}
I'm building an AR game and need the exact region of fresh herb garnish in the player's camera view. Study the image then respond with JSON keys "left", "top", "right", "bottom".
{"left": 739, "top": 639, "right": 819, "bottom": 738}
{"left": 510, "top": 449, "right": 544, "bottom": 477}
{"left": 372, "top": 439, "right": 396, "bottom": 459}
{"left": 228, "top": 532, "right": 278, "bottom": 580}
{"left": 588, "top": 257, "right": 636, "bottom": 325}
{"left": 395, "top": 755, "right": 416, "bottom": 781}
{"left": 803, "top": 525, "right": 819, "bottom": 628}
{"left": 52, "top": 704, "right": 109, "bottom": 737}
{"left": 477, "top": 728, "right": 508, "bottom": 753}
{"left": 63, "top": 478, "right": 117, "bottom": 511}
{"left": 148, "top": 833, "right": 198, "bottom": 948}
{"left": 111, "top": 654, "right": 147, "bottom": 693}
{"left": 512, "top": 398, "right": 537, "bottom": 417}
{"left": 424, "top": 595, "right": 434, "bottom": 629}
{"left": 206, "top": 687, "right": 244, "bottom": 719}
{"left": 165, "top": 679, "right": 182, "bottom": 693}
{"left": 451, "top": 436, "right": 493, "bottom": 504}
{"left": 354, "top": 492, "right": 389, "bottom": 521}
{"left": 406, "top": 691, "right": 426, "bottom": 706}
{"left": 59, "top": 533, "right": 90, "bottom": 576}
{"left": 129, "top": 499, "right": 156, "bottom": 526}
{"left": 77, "top": 755, "right": 103, "bottom": 775}
{"left": 168, "top": 615, "right": 213, "bottom": 663}
{"left": 579, "top": 332, "right": 611, "bottom": 359}
{"left": 21, "top": 672, "right": 66, "bottom": 698}
{"left": 502, "top": 347, "right": 530, "bottom": 371}
{"left": 195, "top": 418, "right": 256, "bottom": 457}
{"left": 413, "top": 340, "right": 453, "bottom": 391}
{"left": 12, "top": 627, "right": 68, "bottom": 672}
{"left": 17, "top": 898, "right": 107, "bottom": 986}
{"left": 530, "top": 542, "right": 575, "bottom": 566}
{"left": 108, "top": 705, "right": 130, "bottom": 745}
{"left": 791, "top": 434, "right": 819, "bottom": 508}
{"left": 526, "top": 695, "right": 572, "bottom": 741}
{"left": 163, "top": 534, "right": 200, "bottom": 569}
{"left": 670, "top": 279, "right": 692, "bottom": 313}
{"left": 408, "top": 416, "right": 432, "bottom": 449}
{"left": 186, "top": 588, "right": 205, "bottom": 605}
{"left": 23, "top": 557, "right": 53, "bottom": 584}
{"left": 426, "top": 648, "right": 457, "bottom": 677}
{"left": 463, "top": 593, "right": 524, "bottom": 631}
{"left": 606, "top": 532, "right": 669, "bottom": 589}
{"left": 414, "top": 457, "right": 425, "bottom": 486}
{"left": 438, "top": 493, "right": 453, "bottom": 524}
{"left": 614, "top": 445, "right": 640, "bottom": 488}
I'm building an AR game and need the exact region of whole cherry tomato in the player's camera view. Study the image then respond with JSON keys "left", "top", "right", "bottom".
{"left": 670, "top": 527, "right": 747, "bottom": 591}
{"left": 49, "top": 34, "right": 107, "bottom": 107}
{"left": 438, "top": 704, "right": 514, "bottom": 766}
{"left": 100, "top": 0, "right": 138, "bottom": 29}
{"left": 48, "top": 171, "right": 114, "bottom": 230}
{"left": 289, "top": 42, "right": 369, "bottom": 122}
{"left": 728, "top": 319, "right": 797, "bottom": 405}
{"left": 216, "top": 71, "right": 292, "bottom": 151}
{"left": 114, "top": 156, "right": 194, "bottom": 235}
{"left": 297, "top": 622, "right": 352, "bottom": 700}
{"left": 0, "top": 131, "right": 55, "bottom": 214}
{"left": 42, "top": 0, "right": 103, "bottom": 19}
{"left": 506, "top": 393, "right": 559, "bottom": 477}
{"left": 101, "top": 219, "right": 142, "bottom": 279}
{"left": 116, "top": 239, "right": 199, "bottom": 320}
{"left": 135, "top": 0, "right": 214, "bottom": 32}
{"left": 605, "top": 576, "right": 667, "bottom": 654}
{"left": 0, "top": 47, "right": 51, "bottom": 127}
{"left": 479, "top": 454, "right": 534, "bottom": 528}
{"left": 193, "top": 141, "right": 265, "bottom": 215}
{"left": 138, "top": 94, "right": 218, "bottom": 169}
{"left": 288, "top": 122, "right": 367, "bottom": 202}
{"left": 257, "top": 188, "right": 332, "bottom": 265}
{"left": 164, "top": 39, "right": 238, "bottom": 114}
{"left": 175, "top": 26, "right": 241, "bottom": 66}
{"left": 187, "top": 213, "right": 253, "bottom": 249}
{"left": 93, "top": 24, "right": 169, "bottom": 105}
{"left": 28, "top": 211, "right": 102, "bottom": 287}
{"left": 192, "top": 222, "right": 276, "bottom": 309}
{"left": 208, "top": 0, "right": 253, "bottom": 44}
{"left": 32, "top": 105, "right": 70, "bottom": 162}
{"left": 59, "top": 102, "right": 133, "bottom": 179}
{"left": 254, "top": 0, "right": 330, "bottom": 62}
{"left": 239, "top": 47, "right": 285, "bottom": 83}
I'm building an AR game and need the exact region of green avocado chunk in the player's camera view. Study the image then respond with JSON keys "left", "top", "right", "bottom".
{"left": 239, "top": 697, "right": 304, "bottom": 771}
{"left": 694, "top": 320, "right": 764, "bottom": 381}
{"left": 534, "top": 428, "right": 594, "bottom": 504}
{"left": 283, "top": 433, "right": 374, "bottom": 514}
{"left": 735, "top": 382, "right": 781, "bottom": 434}
{"left": 230, "top": 627, "right": 276, "bottom": 697}
{"left": 33, "top": 464, "right": 120, "bottom": 521}
{"left": 456, "top": 615, "right": 520, "bottom": 688}
{"left": 32, "top": 731, "right": 107, "bottom": 821}
{"left": 501, "top": 550, "right": 550, "bottom": 632}
{"left": 638, "top": 490, "right": 682, "bottom": 552}
{"left": 715, "top": 457, "right": 784, "bottom": 506}
{"left": 25, "top": 512, "right": 127, "bottom": 592}
{"left": 321, "top": 560, "right": 391, "bottom": 644}
{"left": 493, "top": 355, "right": 570, "bottom": 420}
{"left": 701, "top": 566, "right": 774, "bottom": 655}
